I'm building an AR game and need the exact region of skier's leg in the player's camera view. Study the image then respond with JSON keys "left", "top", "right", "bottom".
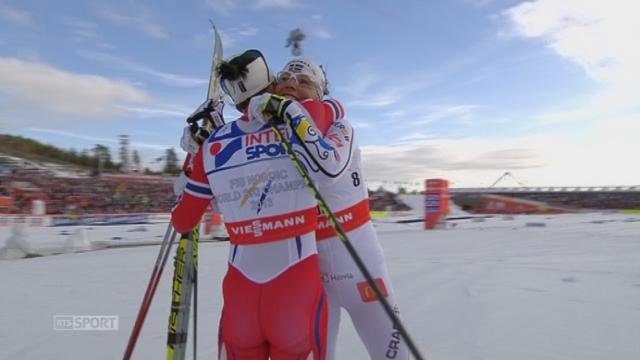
{"left": 317, "top": 238, "right": 343, "bottom": 360}
{"left": 262, "top": 255, "right": 328, "bottom": 360}
{"left": 344, "top": 268, "right": 407, "bottom": 360}
{"left": 218, "top": 264, "right": 268, "bottom": 360}
{"left": 333, "top": 223, "right": 410, "bottom": 360}
{"left": 324, "top": 291, "right": 342, "bottom": 360}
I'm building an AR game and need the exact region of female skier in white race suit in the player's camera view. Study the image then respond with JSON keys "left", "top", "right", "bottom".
{"left": 274, "top": 57, "right": 409, "bottom": 360}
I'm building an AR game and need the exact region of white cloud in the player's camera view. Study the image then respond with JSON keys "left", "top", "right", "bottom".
{"left": 100, "top": 8, "right": 168, "bottom": 39}
{"left": 237, "top": 25, "right": 259, "bottom": 36}
{"left": 338, "top": 66, "right": 404, "bottom": 108}
{"left": 25, "top": 128, "right": 119, "bottom": 145}
{"left": 504, "top": 0, "right": 640, "bottom": 86}
{"left": 312, "top": 29, "right": 332, "bottom": 39}
{"left": 384, "top": 109, "right": 407, "bottom": 120}
{"left": 464, "top": 0, "right": 494, "bottom": 7}
{"left": 124, "top": 105, "right": 191, "bottom": 119}
{"left": 78, "top": 50, "right": 207, "bottom": 87}
{"left": 0, "top": 2, "right": 32, "bottom": 25}
{"left": 0, "top": 57, "right": 150, "bottom": 123}
{"left": 397, "top": 132, "right": 434, "bottom": 142}
{"left": 337, "top": 70, "right": 381, "bottom": 97}
{"left": 59, "top": 16, "right": 96, "bottom": 31}
{"left": 208, "top": 25, "right": 260, "bottom": 50}
{"left": 338, "top": 63, "right": 443, "bottom": 110}
{"left": 410, "top": 105, "right": 481, "bottom": 126}
{"left": 352, "top": 121, "right": 370, "bottom": 129}
{"left": 204, "top": 0, "right": 298, "bottom": 12}
{"left": 349, "top": 90, "right": 401, "bottom": 108}
{"left": 25, "top": 128, "right": 174, "bottom": 152}
{"left": 503, "top": 0, "right": 640, "bottom": 130}
{"left": 374, "top": 103, "right": 480, "bottom": 130}
{"left": 346, "top": 117, "right": 371, "bottom": 129}
{"left": 58, "top": 16, "right": 117, "bottom": 50}
{"left": 203, "top": 0, "right": 238, "bottom": 15}
{"left": 59, "top": 16, "right": 98, "bottom": 40}
{"left": 360, "top": 115, "right": 638, "bottom": 187}
{"left": 536, "top": 86, "right": 639, "bottom": 125}
{"left": 255, "top": 0, "right": 298, "bottom": 8}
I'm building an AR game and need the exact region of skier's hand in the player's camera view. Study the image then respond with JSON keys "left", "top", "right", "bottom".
{"left": 249, "top": 93, "right": 302, "bottom": 125}
{"left": 173, "top": 171, "right": 189, "bottom": 196}
{"left": 186, "top": 99, "right": 225, "bottom": 141}
{"left": 187, "top": 98, "right": 225, "bottom": 127}
{"left": 180, "top": 126, "right": 201, "bottom": 155}
{"left": 261, "top": 94, "right": 293, "bottom": 123}
{"left": 248, "top": 93, "right": 283, "bottom": 124}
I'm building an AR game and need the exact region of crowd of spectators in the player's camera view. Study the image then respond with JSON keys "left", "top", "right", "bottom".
{"left": 489, "top": 191, "right": 640, "bottom": 210}
{"left": 369, "top": 190, "right": 411, "bottom": 211}
{"left": 2, "top": 165, "right": 416, "bottom": 215}
{"left": 4, "top": 160, "right": 637, "bottom": 215}
{"left": 1, "top": 167, "right": 175, "bottom": 215}
{"left": 452, "top": 191, "right": 640, "bottom": 211}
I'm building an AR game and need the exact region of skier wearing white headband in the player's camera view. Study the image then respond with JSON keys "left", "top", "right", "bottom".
{"left": 274, "top": 56, "right": 410, "bottom": 360}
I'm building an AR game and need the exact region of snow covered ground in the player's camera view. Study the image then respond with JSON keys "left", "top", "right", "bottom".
{"left": 1, "top": 205, "right": 640, "bottom": 359}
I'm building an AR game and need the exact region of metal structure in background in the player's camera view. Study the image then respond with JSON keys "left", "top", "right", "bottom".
{"left": 489, "top": 171, "right": 528, "bottom": 188}
{"left": 286, "top": 28, "right": 306, "bottom": 56}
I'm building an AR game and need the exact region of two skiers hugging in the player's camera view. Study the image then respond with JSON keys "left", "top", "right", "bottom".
{"left": 172, "top": 50, "right": 409, "bottom": 360}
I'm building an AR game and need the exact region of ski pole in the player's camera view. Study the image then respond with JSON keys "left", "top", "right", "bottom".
{"left": 123, "top": 222, "right": 178, "bottom": 360}
{"left": 270, "top": 123, "right": 426, "bottom": 360}
{"left": 192, "top": 227, "right": 199, "bottom": 360}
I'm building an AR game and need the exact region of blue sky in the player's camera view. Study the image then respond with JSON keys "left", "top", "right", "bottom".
{"left": 1, "top": 0, "right": 638, "bottom": 189}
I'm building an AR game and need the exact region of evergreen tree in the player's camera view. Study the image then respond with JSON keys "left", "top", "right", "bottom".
{"left": 132, "top": 150, "right": 141, "bottom": 172}
{"left": 163, "top": 148, "right": 180, "bottom": 174}
{"left": 119, "top": 135, "right": 130, "bottom": 173}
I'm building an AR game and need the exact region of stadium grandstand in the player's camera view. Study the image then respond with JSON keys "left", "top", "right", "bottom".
{"left": 451, "top": 186, "right": 640, "bottom": 213}
{"left": 451, "top": 172, "right": 640, "bottom": 213}
{"left": 1, "top": 155, "right": 175, "bottom": 215}
{"left": 2, "top": 155, "right": 638, "bottom": 215}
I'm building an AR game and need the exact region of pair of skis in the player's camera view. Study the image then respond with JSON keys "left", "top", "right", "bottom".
{"left": 166, "top": 228, "right": 199, "bottom": 359}
{"left": 123, "top": 23, "right": 223, "bottom": 360}
{"left": 167, "top": 20, "right": 223, "bottom": 360}
{"left": 122, "top": 223, "right": 199, "bottom": 360}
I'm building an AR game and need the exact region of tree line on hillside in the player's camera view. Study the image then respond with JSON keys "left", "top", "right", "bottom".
{"left": 0, "top": 134, "right": 181, "bottom": 174}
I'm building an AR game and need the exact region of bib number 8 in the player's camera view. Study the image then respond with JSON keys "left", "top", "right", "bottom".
{"left": 351, "top": 172, "right": 360, "bottom": 187}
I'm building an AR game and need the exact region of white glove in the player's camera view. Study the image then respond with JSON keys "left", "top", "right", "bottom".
{"left": 248, "top": 93, "right": 306, "bottom": 125}
{"left": 247, "top": 93, "right": 272, "bottom": 124}
{"left": 180, "top": 126, "right": 200, "bottom": 155}
{"left": 173, "top": 171, "right": 189, "bottom": 196}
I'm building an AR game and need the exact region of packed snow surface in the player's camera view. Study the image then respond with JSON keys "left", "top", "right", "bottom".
{"left": 1, "top": 210, "right": 639, "bottom": 359}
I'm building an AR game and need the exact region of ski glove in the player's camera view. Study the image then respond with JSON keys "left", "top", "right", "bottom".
{"left": 186, "top": 99, "right": 225, "bottom": 144}
{"left": 248, "top": 93, "right": 307, "bottom": 125}
{"left": 180, "top": 126, "right": 201, "bottom": 155}
{"left": 173, "top": 171, "right": 189, "bottom": 196}
{"left": 260, "top": 94, "right": 294, "bottom": 123}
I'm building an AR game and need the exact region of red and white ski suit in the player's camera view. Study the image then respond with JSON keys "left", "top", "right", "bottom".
{"left": 171, "top": 96, "right": 350, "bottom": 360}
